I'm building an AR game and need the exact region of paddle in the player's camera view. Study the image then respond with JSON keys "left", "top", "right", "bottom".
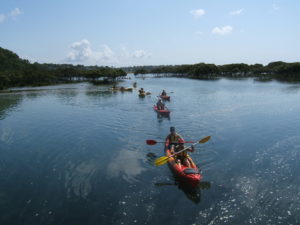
{"left": 146, "top": 140, "right": 194, "bottom": 145}
{"left": 154, "top": 136, "right": 211, "bottom": 166}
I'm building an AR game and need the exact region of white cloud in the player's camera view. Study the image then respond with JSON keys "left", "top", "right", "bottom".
{"left": 0, "top": 8, "right": 22, "bottom": 23}
{"left": 0, "top": 14, "right": 5, "bottom": 23}
{"left": 190, "top": 9, "right": 205, "bottom": 18}
{"left": 131, "top": 50, "right": 151, "bottom": 58}
{"left": 230, "top": 9, "right": 243, "bottom": 16}
{"left": 10, "top": 8, "right": 22, "bottom": 17}
{"left": 212, "top": 26, "right": 233, "bottom": 35}
{"left": 65, "top": 39, "right": 151, "bottom": 66}
{"left": 67, "top": 39, "right": 93, "bottom": 61}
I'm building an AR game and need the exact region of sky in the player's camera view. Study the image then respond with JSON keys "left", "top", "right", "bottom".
{"left": 0, "top": 0, "right": 299, "bottom": 67}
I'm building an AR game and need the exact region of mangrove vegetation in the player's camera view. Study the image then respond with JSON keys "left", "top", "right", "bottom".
{"left": 132, "top": 62, "right": 300, "bottom": 81}
{"left": 0, "top": 47, "right": 126, "bottom": 90}
{"left": 1, "top": 46, "right": 300, "bottom": 90}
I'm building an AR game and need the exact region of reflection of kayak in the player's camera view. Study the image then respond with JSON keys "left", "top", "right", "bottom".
{"left": 110, "top": 87, "right": 133, "bottom": 91}
{"left": 164, "top": 140, "right": 201, "bottom": 187}
{"left": 160, "top": 95, "right": 170, "bottom": 100}
{"left": 121, "top": 87, "right": 133, "bottom": 91}
{"left": 153, "top": 105, "right": 170, "bottom": 116}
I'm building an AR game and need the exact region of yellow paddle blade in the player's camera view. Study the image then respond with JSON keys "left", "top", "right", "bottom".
{"left": 199, "top": 136, "right": 211, "bottom": 144}
{"left": 154, "top": 156, "right": 169, "bottom": 166}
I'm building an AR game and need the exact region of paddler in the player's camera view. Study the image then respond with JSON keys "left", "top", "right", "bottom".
{"left": 161, "top": 90, "right": 167, "bottom": 96}
{"left": 156, "top": 99, "right": 165, "bottom": 110}
{"left": 139, "top": 87, "right": 145, "bottom": 95}
{"left": 166, "top": 127, "right": 183, "bottom": 145}
{"left": 171, "top": 139, "right": 195, "bottom": 168}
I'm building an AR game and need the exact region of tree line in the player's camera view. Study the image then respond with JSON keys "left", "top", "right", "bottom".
{"left": 1, "top": 46, "right": 300, "bottom": 90}
{"left": 132, "top": 62, "right": 300, "bottom": 81}
{"left": 0, "top": 47, "right": 126, "bottom": 90}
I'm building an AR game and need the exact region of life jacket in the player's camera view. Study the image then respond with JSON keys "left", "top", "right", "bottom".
{"left": 167, "top": 133, "right": 183, "bottom": 143}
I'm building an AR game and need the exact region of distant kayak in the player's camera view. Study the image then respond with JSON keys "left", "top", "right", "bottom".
{"left": 153, "top": 105, "right": 170, "bottom": 116}
{"left": 160, "top": 95, "right": 170, "bottom": 101}
{"left": 165, "top": 140, "right": 201, "bottom": 187}
{"left": 139, "top": 92, "right": 151, "bottom": 97}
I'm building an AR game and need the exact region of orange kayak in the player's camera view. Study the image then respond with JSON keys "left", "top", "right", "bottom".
{"left": 160, "top": 95, "right": 170, "bottom": 100}
{"left": 153, "top": 105, "right": 170, "bottom": 116}
{"left": 164, "top": 140, "right": 201, "bottom": 187}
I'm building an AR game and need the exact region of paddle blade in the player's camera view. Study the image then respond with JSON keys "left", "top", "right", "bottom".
{"left": 154, "top": 156, "right": 169, "bottom": 166}
{"left": 146, "top": 140, "right": 157, "bottom": 145}
{"left": 199, "top": 136, "right": 211, "bottom": 144}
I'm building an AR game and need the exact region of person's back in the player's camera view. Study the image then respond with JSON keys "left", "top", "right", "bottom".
{"left": 139, "top": 88, "right": 145, "bottom": 94}
{"left": 156, "top": 99, "right": 165, "bottom": 110}
{"left": 161, "top": 90, "right": 167, "bottom": 96}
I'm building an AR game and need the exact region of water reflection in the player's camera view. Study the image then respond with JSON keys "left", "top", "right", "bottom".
{"left": 156, "top": 114, "right": 171, "bottom": 123}
{"left": 55, "top": 88, "right": 79, "bottom": 106}
{"left": 0, "top": 93, "right": 23, "bottom": 120}
{"left": 64, "top": 160, "right": 98, "bottom": 198}
{"left": 281, "top": 85, "right": 300, "bottom": 94}
{"left": 107, "top": 149, "right": 146, "bottom": 183}
{"left": 155, "top": 180, "right": 211, "bottom": 204}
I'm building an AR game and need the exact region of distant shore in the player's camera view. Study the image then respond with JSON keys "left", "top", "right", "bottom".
{"left": 1, "top": 46, "right": 300, "bottom": 90}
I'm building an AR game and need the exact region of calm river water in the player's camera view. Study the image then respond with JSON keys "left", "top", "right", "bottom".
{"left": 0, "top": 75, "right": 300, "bottom": 225}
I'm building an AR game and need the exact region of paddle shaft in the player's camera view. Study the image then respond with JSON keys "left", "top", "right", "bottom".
{"left": 168, "top": 142, "right": 198, "bottom": 159}
{"left": 154, "top": 136, "right": 211, "bottom": 166}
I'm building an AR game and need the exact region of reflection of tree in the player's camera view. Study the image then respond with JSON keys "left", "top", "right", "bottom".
{"left": 55, "top": 89, "right": 79, "bottom": 106}
{"left": 84, "top": 90, "right": 116, "bottom": 102}
{"left": 0, "top": 93, "right": 23, "bottom": 120}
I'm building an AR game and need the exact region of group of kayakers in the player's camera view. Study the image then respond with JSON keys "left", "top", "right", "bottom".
{"left": 156, "top": 90, "right": 167, "bottom": 110}
{"left": 156, "top": 90, "right": 195, "bottom": 168}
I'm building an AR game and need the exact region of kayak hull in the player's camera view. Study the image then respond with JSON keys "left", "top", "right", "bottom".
{"left": 164, "top": 142, "right": 201, "bottom": 187}
{"left": 160, "top": 95, "right": 170, "bottom": 101}
{"left": 139, "top": 92, "right": 151, "bottom": 97}
{"left": 153, "top": 105, "right": 170, "bottom": 116}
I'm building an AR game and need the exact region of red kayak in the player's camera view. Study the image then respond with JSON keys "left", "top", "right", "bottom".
{"left": 160, "top": 95, "right": 170, "bottom": 101}
{"left": 164, "top": 140, "right": 202, "bottom": 187}
{"left": 153, "top": 105, "right": 170, "bottom": 116}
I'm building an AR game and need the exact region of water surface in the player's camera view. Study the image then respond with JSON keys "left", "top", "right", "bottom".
{"left": 1, "top": 76, "right": 300, "bottom": 225}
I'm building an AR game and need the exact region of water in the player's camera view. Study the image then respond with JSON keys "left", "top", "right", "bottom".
{"left": 1, "top": 75, "right": 300, "bottom": 225}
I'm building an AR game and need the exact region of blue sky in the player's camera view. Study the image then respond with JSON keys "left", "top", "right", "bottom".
{"left": 0, "top": 0, "right": 299, "bottom": 66}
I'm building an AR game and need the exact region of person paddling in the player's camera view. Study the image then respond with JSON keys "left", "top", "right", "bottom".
{"left": 171, "top": 139, "right": 195, "bottom": 168}
{"left": 156, "top": 99, "right": 165, "bottom": 110}
{"left": 161, "top": 90, "right": 167, "bottom": 96}
{"left": 166, "top": 127, "right": 183, "bottom": 145}
{"left": 139, "top": 88, "right": 145, "bottom": 95}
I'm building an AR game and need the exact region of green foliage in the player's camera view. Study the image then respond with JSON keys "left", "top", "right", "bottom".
{"left": 0, "top": 47, "right": 127, "bottom": 89}
{"left": 134, "top": 68, "right": 148, "bottom": 75}
{"left": 2, "top": 46, "right": 300, "bottom": 90}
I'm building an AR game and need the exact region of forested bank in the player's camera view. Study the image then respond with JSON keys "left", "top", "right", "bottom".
{"left": 1, "top": 46, "right": 300, "bottom": 90}
{"left": 132, "top": 62, "right": 300, "bottom": 81}
{"left": 0, "top": 47, "right": 126, "bottom": 90}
